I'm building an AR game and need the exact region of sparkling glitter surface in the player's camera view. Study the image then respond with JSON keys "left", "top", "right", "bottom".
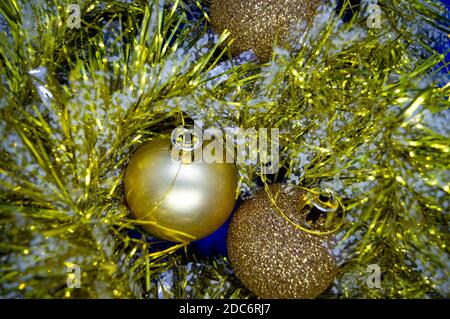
{"left": 210, "top": 0, "right": 320, "bottom": 62}
{"left": 227, "top": 184, "right": 338, "bottom": 298}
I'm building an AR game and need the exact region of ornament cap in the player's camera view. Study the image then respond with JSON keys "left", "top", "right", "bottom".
{"left": 171, "top": 125, "right": 203, "bottom": 152}
{"left": 307, "top": 188, "right": 339, "bottom": 213}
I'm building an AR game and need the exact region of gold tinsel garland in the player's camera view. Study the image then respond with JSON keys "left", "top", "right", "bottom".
{"left": 0, "top": 0, "right": 448, "bottom": 299}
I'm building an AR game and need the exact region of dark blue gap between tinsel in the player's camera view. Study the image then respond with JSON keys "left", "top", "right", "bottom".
{"left": 127, "top": 199, "right": 241, "bottom": 258}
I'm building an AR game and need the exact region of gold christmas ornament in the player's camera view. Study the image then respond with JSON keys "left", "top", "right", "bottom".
{"left": 124, "top": 133, "right": 238, "bottom": 242}
{"left": 227, "top": 184, "right": 339, "bottom": 298}
{"left": 210, "top": 0, "right": 320, "bottom": 62}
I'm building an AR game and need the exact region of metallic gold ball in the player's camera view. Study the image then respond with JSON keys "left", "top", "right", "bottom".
{"left": 124, "top": 138, "right": 238, "bottom": 242}
{"left": 210, "top": 0, "right": 320, "bottom": 62}
{"left": 227, "top": 184, "right": 338, "bottom": 298}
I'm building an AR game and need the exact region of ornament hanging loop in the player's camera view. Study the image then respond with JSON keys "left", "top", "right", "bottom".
{"left": 266, "top": 185, "right": 345, "bottom": 236}
{"left": 303, "top": 187, "right": 343, "bottom": 231}
{"left": 307, "top": 188, "right": 339, "bottom": 213}
{"left": 171, "top": 125, "right": 203, "bottom": 151}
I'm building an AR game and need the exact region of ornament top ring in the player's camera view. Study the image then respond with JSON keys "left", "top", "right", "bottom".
{"left": 171, "top": 125, "right": 203, "bottom": 151}
{"left": 307, "top": 188, "right": 340, "bottom": 213}
{"left": 124, "top": 129, "right": 238, "bottom": 243}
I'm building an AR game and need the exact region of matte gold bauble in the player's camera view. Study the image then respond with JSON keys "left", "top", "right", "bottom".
{"left": 210, "top": 0, "right": 320, "bottom": 62}
{"left": 227, "top": 184, "right": 338, "bottom": 298}
{"left": 124, "top": 137, "right": 238, "bottom": 242}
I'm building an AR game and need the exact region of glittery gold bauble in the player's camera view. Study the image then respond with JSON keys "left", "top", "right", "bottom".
{"left": 124, "top": 137, "right": 238, "bottom": 242}
{"left": 227, "top": 184, "right": 338, "bottom": 298}
{"left": 210, "top": 0, "right": 320, "bottom": 62}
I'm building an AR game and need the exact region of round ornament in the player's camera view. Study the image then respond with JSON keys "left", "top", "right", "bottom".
{"left": 124, "top": 133, "right": 238, "bottom": 243}
{"left": 227, "top": 184, "right": 339, "bottom": 298}
{"left": 210, "top": 0, "right": 320, "bottom": 62}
